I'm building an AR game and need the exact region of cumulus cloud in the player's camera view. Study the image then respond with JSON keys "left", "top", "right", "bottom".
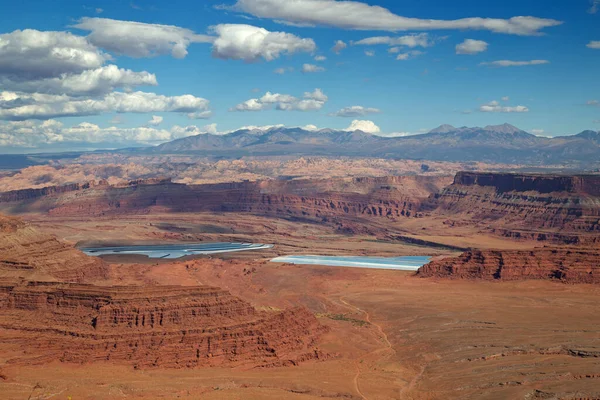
{"left": 314, "top": 55, "right": 327, "bottom": 61}
{"left": 364, "top": 50, "right": 375, "bottom": 57}
{"left": 230, "top": 88, "right": 328, "bottom": 112}
{"left": 456, "top": 39, "right": 488, "bottom": 55}
{"left": 396, "top": 50, "right": 423, "bottom": 60}
{"left": 2, "top": 65, "right": 157, "bottom": 96}
{"left": 0, "top": 91, "right": 211, "bottom": 120}
{"left": 210, "top": 24, "right": 316, "bottom": 62}
{"left": 302, "top": 63, "right": 325, "bottom": 73}
{"left": 148, "top": 115, "right": 163, "bottom": 126}
{"left": 0, "top": 29, "right": 107, "bottom": 80}
{"left": 73, "top": 17, "right": 214, "bottom": 58}
{"left": 479, "top": 100, "right": 529, "bottom": 113}
{"left": 0, "top": 119, "right": 218, "bottom": 147}
{"left": 332, "top": 40, "right": 347, "bottom": 54}
{"left": 228, "top": 0, "right": 562, "bottom": 35}
{"left": 344, "top": 119, "right": 380, "bottom": 133}
{"left": 587, "top": 41, "right": 600, "bottom": 49}
{"left": 480, "top": 60, "right": 550, "bottom": 67}
{"left": 352, "top": 33, "right": 433, "bottom": 48}
{"left": 330, "top": 105, "right": 381, "bottom": 117}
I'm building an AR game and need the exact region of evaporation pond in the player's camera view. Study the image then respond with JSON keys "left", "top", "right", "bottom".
{"left": 270, "top": 255, "right": 431, "bottom": 271}
{"left": 82, "top": 243, "right": 274, "bottom": 259}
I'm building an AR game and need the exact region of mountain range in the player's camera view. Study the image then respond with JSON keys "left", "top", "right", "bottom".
{"left": 144, "top": 124, "right": 600, "bottom": 166}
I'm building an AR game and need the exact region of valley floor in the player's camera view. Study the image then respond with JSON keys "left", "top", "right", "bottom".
{"left": 2, "top": 212, "right": 598, "bottom": 399}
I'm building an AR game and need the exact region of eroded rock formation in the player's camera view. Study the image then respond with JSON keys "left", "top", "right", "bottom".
{"left": 0, "top": 214, "right": 108, "bottom": 283}
{"left": 0, "top": 280, "right": 327, "bottom": 368}
{"left": 0, "top": 176, "right": 447, "bottom": 222}
{"left": 419, "top": 249, "right": 600, "bottom": 283}
{"left": 430, "top": 172, "right": 600, "bottom": 244}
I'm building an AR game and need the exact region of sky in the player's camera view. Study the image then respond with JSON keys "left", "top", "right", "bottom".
{"left": 0, "top": 0, "right": 599, "bottom": 152}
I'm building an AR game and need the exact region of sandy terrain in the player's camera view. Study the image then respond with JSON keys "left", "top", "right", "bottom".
{"left": 2, "top": 258, "right": 599, "bottom": 399}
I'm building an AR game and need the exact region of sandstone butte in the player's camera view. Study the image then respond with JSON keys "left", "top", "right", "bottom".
{"left": 0, "top": 214, "right": 327, "bottom": 369}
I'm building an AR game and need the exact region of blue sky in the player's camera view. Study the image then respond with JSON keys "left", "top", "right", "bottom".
{"left": 0, "top": 0, "right": 599, "bottom": 150}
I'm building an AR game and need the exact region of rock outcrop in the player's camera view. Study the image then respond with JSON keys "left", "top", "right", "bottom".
{"left": 0, "top": 280, "right": 327, "bottom": 368}
{"left": 418, "top": 249, "right": 600, "bottom": 283}
{"left": 430, "top": 172, "right": 600, "bottom": 244}
{"left": 0, "top": 214, "right": 108, "bottom": 283}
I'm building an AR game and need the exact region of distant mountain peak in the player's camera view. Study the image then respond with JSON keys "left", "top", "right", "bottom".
{"left": 483, "top": 123, "right": 523, "bottom": 134}
{"left": 429, "top": 124, "right": 456, "bottom": 134}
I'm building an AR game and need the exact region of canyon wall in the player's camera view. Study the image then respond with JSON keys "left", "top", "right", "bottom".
{"left": 0, "top": 280, "right": 327, "bottom": 368}
{"left": 430, "top": 172, "right": 600, "bottom": 243}
{"left": 0, "top": 214, "right": 108, "bottom": 283}
{"left": 419, "top": 249, "right": 600, "bottom": 283}
{"left": 0, "top": 176, "right": 448, "bottom": 223}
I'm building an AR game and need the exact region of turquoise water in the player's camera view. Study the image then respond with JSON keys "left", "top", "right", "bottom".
{"left": 82, "top": 243, "right": 274, "bottom": 259}
{"left": 270, "top": 255, "right": 431, "bottom": 271}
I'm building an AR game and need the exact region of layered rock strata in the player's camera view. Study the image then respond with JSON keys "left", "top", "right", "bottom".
{"left": 0, "top": 281, "right": 327, "bottom": 368}
{"left": 419, "top": 249, "right": 600, "bottom": 283}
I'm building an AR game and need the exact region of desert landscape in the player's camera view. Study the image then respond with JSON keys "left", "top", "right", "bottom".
{"left": 1, "top": 1, "right": 600, "bottom": 398}
{"left": 0, "top": 160, "right": 599, "bottom": 399}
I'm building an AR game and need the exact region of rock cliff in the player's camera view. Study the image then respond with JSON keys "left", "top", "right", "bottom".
{"left": 430, "top": 172, "right": 600, "bottom": 244}
{"left": 0, "top": 176, "right": 447, "bottom": 223}
{"left": 0, "top": 280, "right": 327, "bottom": 368}
{"left": 0, "top": 214, "right": 108, "bottom": 283}
{"left": 418, "top": 249, "right": 600, "bottom": 283}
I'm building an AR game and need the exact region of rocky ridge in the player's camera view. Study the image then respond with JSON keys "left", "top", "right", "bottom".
{"left": 0, "top": 214, "right": 108, "bottom": 282}
{"left": 0, "top": 280, "right": 326, "bottom": 368}
{"left": 418, "top": 249, "right": 600, "bottom": 283}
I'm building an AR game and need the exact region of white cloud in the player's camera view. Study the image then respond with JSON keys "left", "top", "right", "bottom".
{"left": 2, "top": 65, "right": 157, "bottom": 96}
{"left": 353, "top": 33, "right": 433, "bottom": 48}
{"left": 187, "top": 110, "right": 213, "bottom": 119}
{"left": 230, "top": 88, "right": 328, "bottom": 112}
{"left": 302, "top": 63, "right": 325, "bottom": 73}
{"left": 345, "top": 119, "right": 380, "bottom": 133}
{"left": 148, "top": 115, "right": 163, "bottom": 126}
{"left": 388, "top": 47, "right": 400, "bottom": 53}
{"left": 0, "top": 29, "right": 107, "bottom": 80}
{"left": 365, "top": 50, "right": 375, "bottom": 57}
{"left": 502, "top": 96, "right": 510, "bottom": 101}
{"left": 171, "top": 123, "right": 219, "bottom": 137}
{"left": 479, "top": 100, "right": 529, "bottom": 113}
{"left": 95, "top": 8, "right": 104, "bottom": 14}
{"left": 587, "top": 41, "right": 600, "bottom": 49}
{"left": 456, "top": 39, "right": 488, "bottom": 55}
{"left": 480, "top": 60, "right": 550, "bottom": 67}
{"left": 0, "top": 119, "right": 219, "bottom": 147}
{"left": 0, "top": 91, "right": 211, "bottom": 120}
{"left": 330, "top": 105, "right": 381, "bottom": 117}
{"left": 274, "top": 67, "right": 294, "bottom": 74}
{"left": 396, "top": 50, "right": 423, "bottom": 60}
{"left": 589, "top": 0, "right": 600, "bottom": 14}
{"left": 210, "top": 24, "right": 316, "bottom": 62}
{"left": 229, "top": 0, "right": 562, "bottom": 35}
{"left": 587, "top": 100, "right": 599, "bottom": 106}
{"left": 73, "top": 17, "right": 214, "bottom": 58}
{"left": 314, "top": 55, "right": 327, "bottom": 61}
{"left": 530, "top": 129, "right": 545, "bottom": 135}
{"left": 332, "top": 40, "right": 347, "bottom": 54}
